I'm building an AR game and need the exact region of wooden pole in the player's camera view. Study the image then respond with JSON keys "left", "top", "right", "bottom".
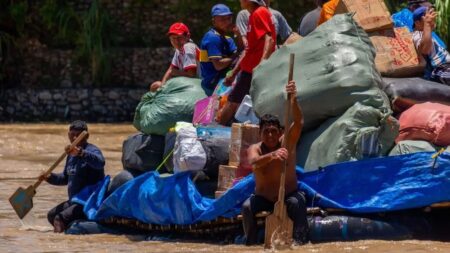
{"left": 264, "top": 53, "right": 295, "bottom": 249}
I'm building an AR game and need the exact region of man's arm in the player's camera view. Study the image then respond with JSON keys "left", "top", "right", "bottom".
{"left": 274, "top": 11, "right": 293, "bottom": 42}
{"left": 46, "top": 160, "right": 69, "bottom": 186}
{"left": 286, "top": 80, "right": 303, "bottom": 150}
{"left": 249, "top": 143, "right": 288, "bottom": 171}
{"left": 211, "top": 57, "right": 233, "bottom": 71}
{"left": 170, "top": 67, "right": 197, "bottom": 78}
{"left": 161, "top": 66, "right": 174, "bottom": 84}
{"left": 224, "top": 50, "right": 244, "bottom": 86}
{"left": 81, "top": 146, "right": 105, "bottom": 170}
{"left": 261, "top": 33, "right": 275, "bottom": 60}
{"left": 418, "top": 9, "right": 438, "bottom": 56}
{"left": 418, "top": 23, "right": 434, "bottom": 55}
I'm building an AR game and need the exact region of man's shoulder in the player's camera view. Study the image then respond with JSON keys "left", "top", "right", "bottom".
{"left": 85, "top": 143, "right": 102, "bottom": 152}
{"left": 237, "top": 9, "right": 250, "bottom": 19}
{"left": 255, "top": 6, "right": 270, "bottom": 15}
{"left": 269, "top": 8, "right": 282, "bottom": 17}
{"left": 249, "top": 141, "right": 262, "bottom": 150}
{"left": 202, "top": 30, "right": 222, "bottom": 44}
{"left": 253, "top": 7, "right": 272, "bottom": 22}
{"left": 183, "top": 42, "right": 199, "bottom": 53}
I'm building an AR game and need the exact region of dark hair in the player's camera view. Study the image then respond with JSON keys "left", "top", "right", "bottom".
{"left": 259, "top": 114, "right": 281, "bottom": 130}
{"left": 69, "top": 120, "right": 88, "bottom": 132}
{"left": 316, "top": 0, "right": 329, "bottom": 7}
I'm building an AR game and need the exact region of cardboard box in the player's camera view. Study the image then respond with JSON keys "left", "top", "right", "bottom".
{"left": 215, "top": 190, "right": 225, "bottom": 199}
{"left": 229, "top": 123, "right": 260, "bottom": 167}
{"left": 335, "top": 0, "right": 393, "bottom": 32}
{"left": 217, "top": 165, "right": 238, "bottom": 191}
{"left": 369, "top": 27, "right": 425, "bottom": 77}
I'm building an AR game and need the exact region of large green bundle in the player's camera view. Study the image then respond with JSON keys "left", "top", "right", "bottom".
{"left": 133, "top": 77, "right": 206, "bottom": 135}
{"left": 251, "top": 14, "right": 386, "bottom": 131}
{"left": 389, "top": 140, "right": 437, "bottom": 156}
{"left": 297, "top": 102, "right": 399, "bottom": 171}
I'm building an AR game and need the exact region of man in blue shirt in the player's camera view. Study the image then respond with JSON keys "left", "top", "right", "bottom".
{"left": 200, "top": 4, "right": 238, "bottom": 95}
{"left": 40, "top": 120, "right": 105, "bottom": 232}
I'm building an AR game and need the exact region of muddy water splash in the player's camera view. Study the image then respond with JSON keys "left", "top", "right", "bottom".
{"left": 1, "top": 124, "right": 450, "bottom": 252}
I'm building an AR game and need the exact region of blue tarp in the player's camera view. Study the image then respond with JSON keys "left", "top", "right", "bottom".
{"left": 74, "top": 152, "right": 450, "bottom": 225}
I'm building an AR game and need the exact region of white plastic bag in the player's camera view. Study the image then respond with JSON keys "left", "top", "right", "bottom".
{"left": 173, "top": 125, "right": 206, "bottom": 173}
{"left": 235, "top": 95, "right": 260, "bottom": 124}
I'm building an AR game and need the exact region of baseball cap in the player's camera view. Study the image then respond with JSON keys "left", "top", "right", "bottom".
{"left": 249, "top": 0, "right": 266, "bottom": 6}
{"left": 408, "top": 0, "right": 427, "bottom": 5}
{"left": 167, "top": 22, "right": 190, "bottom": 36}
{"left": 413, "top": 6, "right": 427, "bottom": 22}
{"left": 408, "top": 0, "right": 432, "bottom": 11}
{"left": 211, "top": 4, "right": 233, "bottom": 17}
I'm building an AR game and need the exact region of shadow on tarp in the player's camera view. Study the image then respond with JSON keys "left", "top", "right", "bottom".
{"left": 72, "top": 152, "right": 450, "bottom": 225}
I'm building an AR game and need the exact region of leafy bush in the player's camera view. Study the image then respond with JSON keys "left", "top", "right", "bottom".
{"left": 436, "top": 0, "right": 450, "bottom": 46}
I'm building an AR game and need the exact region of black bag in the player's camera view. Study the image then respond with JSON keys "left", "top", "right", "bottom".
{"left": 382, "top": 78, "right": 450, "bottom": 112}
{"left": 121, "top": 133, "right": 165, "bottom": 172}
{"left": 200, "top": 138, "right": 230, "bottom": 180}
{"left": 162, "top": 131, "right": 177, "bottom": 172}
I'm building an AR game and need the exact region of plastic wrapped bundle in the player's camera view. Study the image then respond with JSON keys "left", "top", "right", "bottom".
{"left": 381, "top": 78, "right": 450, "bottom": 113}
{"left": 251, "top": 13, "right": 388, "bottom": 131}
{"left": 389, "top": 140, "right": 436, "bottom": 156}
{"left": 133, "top": 77, "right": 206, "bottom": 135}
{"left": 297, "top": 102, "right": 399, "bottom": 171}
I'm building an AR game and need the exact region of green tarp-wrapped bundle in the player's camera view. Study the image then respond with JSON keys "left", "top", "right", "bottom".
{"left": 296, "top": 102, "right": 399, "bottom": 171}
{"left": 250, "top": 13, "right": 386, "bottom": 131}
{"left": 389, "top": 140, "right": 437, "bottom": 156}
{"left": 133, "top": 77, "right": 206, "bottom": 135}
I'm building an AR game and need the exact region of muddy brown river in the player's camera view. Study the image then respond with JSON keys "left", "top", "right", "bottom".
{"left": 1, "top": 123, "right": 450, "bottom": 252}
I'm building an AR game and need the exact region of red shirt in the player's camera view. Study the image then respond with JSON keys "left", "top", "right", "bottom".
{"left": 240, "top": 6, "right": 276, "bottom": 73}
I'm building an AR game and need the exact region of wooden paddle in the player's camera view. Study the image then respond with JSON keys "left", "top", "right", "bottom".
{"left": 264, "top": 53, "right": 295, "bottom": 249}
{"left": 9, "top": 131, "right": 88, "bottom": 219}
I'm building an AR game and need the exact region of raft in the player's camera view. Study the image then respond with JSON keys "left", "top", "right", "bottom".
{"left": 66, "top": 151, "right": 450, "bottom": 244}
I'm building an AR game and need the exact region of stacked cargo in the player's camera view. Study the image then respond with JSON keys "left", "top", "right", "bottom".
{"left": 335, "top": 0, "right": 424, "bottom": 77}
{"left": 215, "top": 123, "right": 259, "bottom": 198}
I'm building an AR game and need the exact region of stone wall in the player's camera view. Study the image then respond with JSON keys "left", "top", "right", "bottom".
{"left": 0, "top": 88, "right": 146, "bottom": 122}
{"left": 0, "top": 0, "right": 316, "bottom": 122}
{"left": 19, "top": 39, "right": 172, "bottom": 88}
{"left": 2, "top": 0, "right": 315, "bottom": 89}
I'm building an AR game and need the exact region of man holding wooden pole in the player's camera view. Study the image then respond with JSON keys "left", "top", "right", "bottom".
{"left": 242, "top": 80, "right": 308, "bottom": 246}
{"left": 39, "top": 120, "right": 105, "bottom": 233}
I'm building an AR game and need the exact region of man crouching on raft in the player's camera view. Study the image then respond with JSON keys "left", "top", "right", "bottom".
{"left": 242, "top": 80, "right": 308, "bottom": 245}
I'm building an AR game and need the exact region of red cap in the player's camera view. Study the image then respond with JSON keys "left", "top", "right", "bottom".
{"left": 167, "top": 22, "right": 190, "bottom": 36}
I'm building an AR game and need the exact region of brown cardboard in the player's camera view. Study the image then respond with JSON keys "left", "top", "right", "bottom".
{"left": 217, "top": 165, "right": 238, "bottom": 191}
{"left": 369, "top": 27, "right": 425, "bottom": 77}
{"left": 229, "top": 123, "right": 260, "bottom": 167}
{"left": 215, "top": 190, "right": 225, "bottom": 199}
{"left": 335, "top": 0, "right": 393, "bottom": 32}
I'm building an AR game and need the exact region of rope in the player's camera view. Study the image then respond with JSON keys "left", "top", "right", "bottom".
{"left": 155, "top": 148, "right": 174, "bottom": 172}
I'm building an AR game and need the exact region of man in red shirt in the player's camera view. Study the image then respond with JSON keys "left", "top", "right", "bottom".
{"left": 217, "top": 0, "right": 276, "bottom": 125}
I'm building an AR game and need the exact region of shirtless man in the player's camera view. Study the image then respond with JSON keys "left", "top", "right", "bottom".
{"left": 241, "top": 80, "right": 308, "bottom": 245}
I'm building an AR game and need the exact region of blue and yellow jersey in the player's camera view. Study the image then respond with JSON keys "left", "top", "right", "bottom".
{"left": 200, "top": 28, "right": 237, "bottom": 93}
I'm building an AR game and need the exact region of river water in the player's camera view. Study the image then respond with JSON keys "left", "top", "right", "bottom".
{"left": 1, "top": 123, "right": 450, "bottom": 252}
